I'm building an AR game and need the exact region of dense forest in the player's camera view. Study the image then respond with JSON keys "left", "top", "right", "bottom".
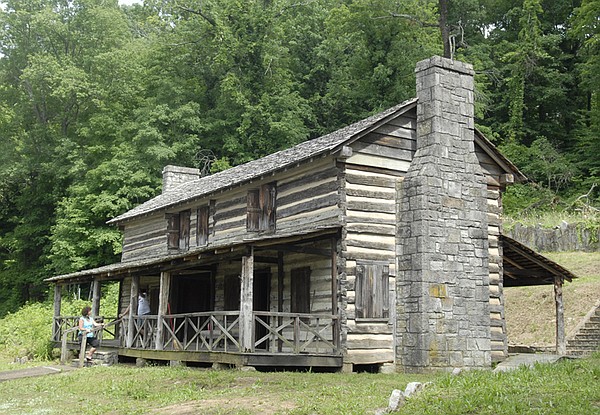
{"left": 0, "top": 0, "right": 598, "bottom": 316}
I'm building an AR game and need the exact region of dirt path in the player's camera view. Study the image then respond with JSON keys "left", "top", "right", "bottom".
{"left": 0, "top": 365, "right": 77, "bottom": 382}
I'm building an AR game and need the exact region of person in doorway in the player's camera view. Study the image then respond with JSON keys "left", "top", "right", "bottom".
{"left": 78, "top": 305, "right": 104, "bottom": 362}
{"left": 119, "top": 291, "right": 152, "bottom": 318}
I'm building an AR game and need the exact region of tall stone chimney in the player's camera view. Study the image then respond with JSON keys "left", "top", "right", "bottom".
{"left": 396, "top": 56, "right": 491, "bottom": 371}
{"left": 162, "top": 165, "right": 200, "bottom": 193}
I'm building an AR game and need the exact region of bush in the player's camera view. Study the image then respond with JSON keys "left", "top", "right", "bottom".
{"left": 0, "top": 282, "right": 120, "bottom": 361}
{"left": 0, "top": 302, "right": 54, "bottom": 360}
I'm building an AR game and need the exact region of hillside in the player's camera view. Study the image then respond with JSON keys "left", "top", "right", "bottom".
{"left": 504, "top": 252, "right": 600, "bottom": 348}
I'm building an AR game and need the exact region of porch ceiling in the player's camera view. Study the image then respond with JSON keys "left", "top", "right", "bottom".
{"left": 500, "top": 235, "right": 576, "bottom": 287}
{"left": 44, "top": 227, "right": 339, "bottom": 284}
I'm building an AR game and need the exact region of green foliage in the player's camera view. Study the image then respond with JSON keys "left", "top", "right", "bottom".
{"left": 0, "top": 282, "right": 119, "bottom": 360}
{"left": 0, "top": 302, "right": 54, "bottom": 360}
{"left": 500, "top": 138, "right": 577, "bottom": 192}
{"left": 502, "top": 183, "right": 559, "bottom": 217}
{"left": 0, "top": 0, "right": 598, "bottom": 316}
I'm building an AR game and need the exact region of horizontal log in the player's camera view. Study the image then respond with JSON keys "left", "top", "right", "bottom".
{"left": 345, "top": 223, "right": 395, "bottom": 236}
{"left": 346, "top": 334, "right": 394, "bottom": 349}
{"left": 345, "top": 186, "right": 395, "bottom": 200}
{"left": 278, "top": 193, "right": 339, "bottom": 219}
{"left": 352, "top": 141, "right": 413, "bottom": 161}
{"left": 345, "top": 153, "right": 411, "bottom": 173}
{"left": 278, "top": 166, "right": 339, "bottom": 195}
{"left": 346, "top": 349, "right": 394, "bottom": 364}
{"left": 346, "top": 199, "right": 396, "bottom": 214}
{"left": 345, "top": 171, "right": 397, "bottom": 188}
{"left": 278, "top": 180, "right": 339, "bottom": 207}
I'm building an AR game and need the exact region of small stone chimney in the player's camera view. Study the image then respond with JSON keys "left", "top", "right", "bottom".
{"left": 162, "top": 165, "right": 200, "bottom": 193}
{"left": 396, "top": 56, "right": 490, "bottom": 371}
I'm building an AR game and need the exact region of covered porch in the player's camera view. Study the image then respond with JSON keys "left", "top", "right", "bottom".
{"left": 48, "top": 230, "right": 343, "bottom": 369}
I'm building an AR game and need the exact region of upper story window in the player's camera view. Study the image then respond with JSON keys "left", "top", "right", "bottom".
{"left": 355, "top": 262, "right": 390, "bottom": 321}
{"left": 247, "top": 182, "right": 277, "bottom": 232}
{"left": 166, "top": 210, "right": 190, "bottom": 251}
{"left": 196, "top": 204, "right": 210, "bottom": 246}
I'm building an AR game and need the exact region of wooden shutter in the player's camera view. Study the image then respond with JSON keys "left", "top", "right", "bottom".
{"left": 179, "top": 210, "right": 191, "bottom": 250}
{"left": 197, "top": 206, "right": 209, "bottom": 246}
{"left": 259, "top": 182, "right": 276, "bottom": 232}
{"left": 247, "top": 189, "right": 260, "bottom": 231}
{"left": 373, "top": 265, "right": 389, "bottom": 319}
{"left": 291, "top": 267, "right": 311, "bottom": 314}
{"left": 356, "top": 263, "right": 389, "bottom": 319}
{"left": 166, "top": 213, "right": 180, "bottom": 249}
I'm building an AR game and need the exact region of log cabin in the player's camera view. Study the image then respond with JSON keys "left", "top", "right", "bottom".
{"left": 46, "top": 56, "right": 576, "bottom": 372}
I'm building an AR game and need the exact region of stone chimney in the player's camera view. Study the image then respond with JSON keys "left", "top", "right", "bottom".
{"left": 162, "top": 165, "right": 200, "bottom": 193}
{"left": 396, "top": 57, "right": 490, "bottom": 371}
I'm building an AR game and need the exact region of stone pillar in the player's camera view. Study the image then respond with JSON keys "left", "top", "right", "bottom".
{"left": 396, "top": 56, "right": 490, "bottom": 371}
{"left": 162, "top": 165, "right": 200, "bottom": 193}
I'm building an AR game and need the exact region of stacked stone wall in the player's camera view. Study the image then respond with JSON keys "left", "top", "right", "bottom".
{"left": 507, "top": 222, "right": 600, "bottom": 252}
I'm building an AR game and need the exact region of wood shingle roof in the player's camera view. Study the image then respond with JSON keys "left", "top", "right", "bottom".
{"left": 109, "top": 98, "right": 418, "bottom": 225}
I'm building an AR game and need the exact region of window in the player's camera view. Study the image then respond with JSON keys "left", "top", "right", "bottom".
{"left": 355, "top": 263, "right": 390, "bottom": 320}
{"left": 247, "top": 182, "right": 276, "bottom": 232}
{"left": 291, "top": 267, "right": 311, "bottom": 315}
{"left": 166, "top": 210, "right": 190, "bottom": 250}
{"left": 197, "top": 205, "right": 210, "bottom": 246}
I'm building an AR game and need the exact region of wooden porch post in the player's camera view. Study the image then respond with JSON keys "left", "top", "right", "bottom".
{"left": 331, "top": 237, "right": 339, "bottom": 349}
{"left": 240, "top": 247, "right": 255, "bottom": 352}
{"left": 554, "top": 277, "right": 566, "bottom": 355}
{"left": 277, "top": 251, "right": 284, "bottom": 352}
{"left": 126, "top": 275, "right": 140, "bottom": 348}
{"left": 91, "top": 280, "right": 101, "bottom": 318}
{"left": 53, "top": 285, "right": 62, "bottom": 341}
{"left": 156, "top": 271, "right": 171, "bottom": 350}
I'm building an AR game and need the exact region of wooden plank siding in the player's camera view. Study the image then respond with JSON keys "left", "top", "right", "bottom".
{"left": 340, "top": 114, "right": 416, "bottom": 366}
{"left": 120, "top": 158, "right": 342, "bottom": 262}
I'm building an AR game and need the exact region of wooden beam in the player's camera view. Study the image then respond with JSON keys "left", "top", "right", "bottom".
{"left": 554, "top": 278, "right": 566, "bottom": 355}
{"left": 277, "top": 251, "right": 284, "bottom": 353}
{"left": 91, "top": 280, "right": 101, "bottom": 318}
{"left": 127, "top": 275, "right": 139, "bottom": 348}
{"left": 261, "top": 244, "right": 330, "bottom": 257}
{"left": 53, "top": 285, "right": 62, "bottom": 341}
{"left": 331, "top": 237, "right": 339, "bottom": 350}
{"left": 505, "top": 243, "right": 564, "bottom": 280}
{"left": 240, "top": 247, "right": 254, "bottom": 352}
{"left": 156, "top": 271, "right": 171, "bottom": 350}
{"left": 254, "top": 255, "right": 279, "bottom": 265}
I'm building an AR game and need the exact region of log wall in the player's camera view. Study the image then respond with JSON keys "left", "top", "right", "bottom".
{"left": 341, "top": 112, "right": 416, "bottom": 366}
{"left": 120, "top": 158, "right": 341, "bottom": 262}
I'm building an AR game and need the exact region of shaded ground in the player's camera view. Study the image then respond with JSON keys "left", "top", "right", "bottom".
{"left": 505, "top": 252, "right": 600, "bottom": 347}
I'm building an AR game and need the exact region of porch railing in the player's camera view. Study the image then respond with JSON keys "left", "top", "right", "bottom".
{"left": 55, "top": 311, "right": 340, "bottom": 356}
{"left": 53, "top": 315, "right": 118, "bottom": 343}
{"left": 253, "top": 312, "right": 340, "bottom": 355}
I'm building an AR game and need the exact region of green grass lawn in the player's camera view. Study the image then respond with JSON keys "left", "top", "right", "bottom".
{"left": 1, "top": 354, "right": 599, "bottom": 415}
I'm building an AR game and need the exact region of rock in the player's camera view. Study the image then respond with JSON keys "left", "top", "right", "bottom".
{"left": 388, "top": 389, "right": 405, "bottom": 411}
{"left": 404, "top": 382, "right": 423, "bottom": 398}
{"left": 451, "top": 367, "right": 462, "bottom": 376}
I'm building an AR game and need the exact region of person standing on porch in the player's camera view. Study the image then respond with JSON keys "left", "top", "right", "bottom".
{"left": 138, "top": 291, "right": 151, "bottom": 316}
{"left": 78, "top": 305, "right": 104, "bottom": 362}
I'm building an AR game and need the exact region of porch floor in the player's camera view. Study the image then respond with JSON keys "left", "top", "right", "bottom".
{"left": 58, "top": 340, "right": 343, "bottom": 369}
